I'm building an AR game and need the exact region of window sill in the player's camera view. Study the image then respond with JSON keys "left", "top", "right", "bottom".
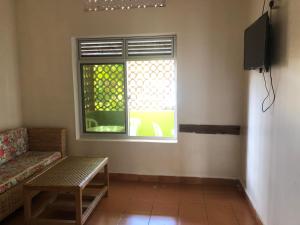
{"left": 76, "top": 136, "right": 178, "bottom": 144}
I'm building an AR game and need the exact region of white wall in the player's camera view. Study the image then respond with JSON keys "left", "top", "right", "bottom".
{"left": 16, "top": 0, "right": 247, "bottom": 178}
{"left": 0, "top": 0, "right": 22, "bottom": 130}
{"left": 242, "top": 0, "right": 300, "bottom": 224}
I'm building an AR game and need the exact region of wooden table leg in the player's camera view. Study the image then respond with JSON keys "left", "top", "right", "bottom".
{"left": 75, "top": 188, "right": 83, "bottom": 225}
{"left": 24, "top": 188, "right": 32, "bottom": 225}
{"left": 104, "top": 164, "right": 109, "bottom": 197}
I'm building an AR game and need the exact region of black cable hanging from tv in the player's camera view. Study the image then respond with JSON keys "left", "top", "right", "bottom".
{"left": 261, "top": 0, "right": 276, "bottom": 113}
{"left": 261, "top": 67, "right": 276, "bottom": 112}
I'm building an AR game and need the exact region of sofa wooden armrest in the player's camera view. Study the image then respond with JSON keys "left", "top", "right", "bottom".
{"left": 27, "top": 128, "right": 67, "bottom": 157}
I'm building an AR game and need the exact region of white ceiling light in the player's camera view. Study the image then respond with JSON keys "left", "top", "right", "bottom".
{"left": 84, "top": 0, "right": 167, "bottom": 12}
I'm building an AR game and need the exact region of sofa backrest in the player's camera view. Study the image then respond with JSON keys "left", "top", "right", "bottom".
{"left": 0, "top": 128, "right": 28, "bottom": 165}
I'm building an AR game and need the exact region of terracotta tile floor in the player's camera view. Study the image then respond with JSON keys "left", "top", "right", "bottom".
{"left": 1, "top": 181, "right": 258, "bottom": 225}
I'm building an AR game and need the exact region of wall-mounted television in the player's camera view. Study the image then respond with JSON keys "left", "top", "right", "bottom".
{"left": 244, "top": 12, "right": 271, "bottom": 71}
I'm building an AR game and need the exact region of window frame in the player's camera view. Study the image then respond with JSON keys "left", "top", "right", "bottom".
{"left": 74, "top": 35, "right": 177, "bottom": 142}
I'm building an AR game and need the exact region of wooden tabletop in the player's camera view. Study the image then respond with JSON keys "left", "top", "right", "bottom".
{"left": 25, "top": 156, "right": 108, "bottom": 190}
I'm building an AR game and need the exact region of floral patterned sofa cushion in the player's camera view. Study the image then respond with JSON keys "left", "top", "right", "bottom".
{"left": 0, "top": 151, "right": 61, "bottom": 194}
{"left": 0, "top": 128, "right": 28, "bottom": 166}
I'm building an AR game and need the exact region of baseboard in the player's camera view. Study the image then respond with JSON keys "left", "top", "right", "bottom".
{"left": 108, "top": 173, "right": 240, "bottom": 186}
{"left": 238, "top": 180, "right": 264, "bottom": 225}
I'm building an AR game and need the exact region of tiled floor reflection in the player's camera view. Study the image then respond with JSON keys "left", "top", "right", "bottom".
{"left": 2, "top": 181, "right": 259, "bottom": 225}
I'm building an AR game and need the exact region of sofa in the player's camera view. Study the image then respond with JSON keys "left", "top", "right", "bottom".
{"left": 0, "top": 127, "right": 66, "bottom": 221}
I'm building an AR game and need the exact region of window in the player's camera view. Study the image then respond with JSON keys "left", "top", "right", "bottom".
{"left": 75, "top": 35, "right": 177, "bottom": 141}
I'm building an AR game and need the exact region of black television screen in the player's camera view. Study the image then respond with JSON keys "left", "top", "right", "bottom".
{"left": 244, "top": 12, "right": 271, "bottom": 71}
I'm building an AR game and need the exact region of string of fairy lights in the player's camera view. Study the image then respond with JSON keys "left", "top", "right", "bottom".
{"left": 84, "top": 0, "right": 167, "bottom": 12}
